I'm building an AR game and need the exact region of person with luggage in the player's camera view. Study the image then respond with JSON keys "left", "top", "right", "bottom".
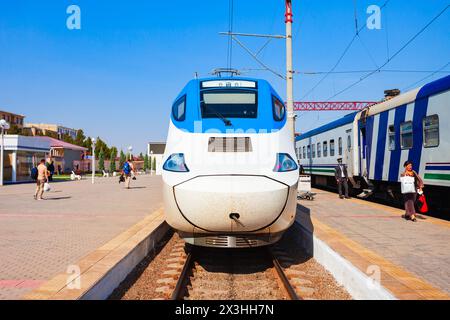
{"left": 33, "top": 159, "right": 49, "bottom": 200}
{"left": 400, "top": 160, "right": 424, "bottom": 222}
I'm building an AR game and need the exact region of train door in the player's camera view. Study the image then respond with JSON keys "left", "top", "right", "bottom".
{"left": 345, "top": 129, "right": 353, "bottom": 175}
{"left": 359, "top": 109, "right": 370, "bottom": 177}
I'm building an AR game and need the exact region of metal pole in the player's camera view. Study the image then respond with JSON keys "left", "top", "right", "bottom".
{"left": 92, "top": 138, "right": 95, "bottom": 184}
{"left": 285, "top": 0, "right": 295, "bottom": 143}
{"left": 0, "top": 128, "right": 4, "bottom": 186}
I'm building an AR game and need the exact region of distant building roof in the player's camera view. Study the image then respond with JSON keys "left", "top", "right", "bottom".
{"left": 36, "top": 136, "right": 87, "bottom": 151}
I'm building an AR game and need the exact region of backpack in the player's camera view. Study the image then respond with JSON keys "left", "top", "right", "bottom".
{"left": 31, "top": 167, "right": 38, "bottom": 180}
{"left": 123, "top": 162, "right": 131, "bottom": 174}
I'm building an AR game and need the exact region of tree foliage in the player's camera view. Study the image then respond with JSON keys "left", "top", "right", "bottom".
{"left": 98, "top": 149, "right": 105, "bottom": 171}
{"left": 119, "top": 150, "right": 126, "bottom": 170}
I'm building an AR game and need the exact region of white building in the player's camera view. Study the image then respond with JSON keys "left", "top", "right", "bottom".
{"left": 147, "top": 142, "right": 166, "bottom": 175}
{"left": 0, "top": 135, "right": 51, "bottom": 183}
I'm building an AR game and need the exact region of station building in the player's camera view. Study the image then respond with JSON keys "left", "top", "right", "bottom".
{"left": 147, "top": 142, "right": 166, "bottom": 175}
{"left": 0, "top": 135, "right": 50, "bottom": 183}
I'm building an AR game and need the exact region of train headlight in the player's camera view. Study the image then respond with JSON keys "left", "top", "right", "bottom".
{"left": 163, "top": 153, "right": 190, "bottom": 172}
{"left": 273, "top": 153, "right": 298, "bottom": 172}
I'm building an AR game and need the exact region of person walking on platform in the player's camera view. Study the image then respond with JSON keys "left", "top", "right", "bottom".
{"left": 122, "top": 159, "right": 135, "bottom": 189}
{"left": 335, "top": 158, "right": 350, "bottom": 199}
{"left": 34, "top": 159, "right": 49, "bottom": 200}
{"left": 400, "top": 160, "right": 424, "bottom": 222}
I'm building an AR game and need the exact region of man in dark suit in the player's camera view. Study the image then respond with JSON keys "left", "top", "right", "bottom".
{"left": 335, "top": 158, "right": 350, "bottom": 199}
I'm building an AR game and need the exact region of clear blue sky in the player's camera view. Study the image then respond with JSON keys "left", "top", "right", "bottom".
{"left": 1, "top": 0, "right": 449, "bottom": 154}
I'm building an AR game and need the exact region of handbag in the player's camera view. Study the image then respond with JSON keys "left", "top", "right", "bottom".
{"left": 400, "top": 176, "right": 415, "bottom": 194}
{"left": 43, "top": 182, "right": 51, "bottom": 192}
{"left": 416, "top": 193, "right": 428, "bottom": 213}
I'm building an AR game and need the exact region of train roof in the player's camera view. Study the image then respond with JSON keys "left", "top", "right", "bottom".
{"left": 295, "top": 112, "right": 357, "bottom": 142}
{"left": 362, "top": 75, "right": 450, "bottom": 118}
{"left": 296, "top": 75, "right": 450, "bottom": 142}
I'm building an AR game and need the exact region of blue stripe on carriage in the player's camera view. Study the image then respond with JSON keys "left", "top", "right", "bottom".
{"left": 374, "top": 111, "right": 389, "bottom": 180}
{"left": 388, "top": 104, "right": 407, "bottom": 182}
{"left": 425, "top": 166, "right": 450, "bottom": 171}
{"left": 408, "top": 94, "right": 429, "bottom": 174}
{"left": 365, "top": 116, "right": 374, "bottom": 176}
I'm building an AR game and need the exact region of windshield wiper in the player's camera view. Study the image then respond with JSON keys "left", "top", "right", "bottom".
{"left": 205, "top": 105, "right": 233, "bottom": 126}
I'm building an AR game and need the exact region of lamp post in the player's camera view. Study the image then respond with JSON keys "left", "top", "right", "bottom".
{"left": 91, "top": 137, "right": 96, "bottom": 184}
{"left": 128, "top": 146, "right": 133, "bottom": 161}
{"left": 0, "top": 119, "right": 10, "bottom": 186}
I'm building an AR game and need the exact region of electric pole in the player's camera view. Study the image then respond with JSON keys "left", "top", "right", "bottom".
{"left": 285, "top": 0, "right": 295, "bottom": 142}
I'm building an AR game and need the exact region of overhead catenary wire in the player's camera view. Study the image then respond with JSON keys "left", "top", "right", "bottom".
{"left": 226, "top": 0, "right": 234, "bottom": 70}
{"left": 402, "top": 61, "right": 450, "bottom": 91}
{"left": 300, "top": 0, "right": 391, "bottom": 100}
{"left": 325, "top": 4, "right": 449, "bottom": 101}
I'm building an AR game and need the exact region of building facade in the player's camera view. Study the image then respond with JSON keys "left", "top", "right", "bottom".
{"left": 0, "top": 110, "right": 25, "bottom": 128}
{"left": 0, "top": 135, "right": 50, "bottom": 183}
{"left": 147, "top": 142, "right": 166, "bottom": 175}
{"left": 24, "top": 123, "right": 78, "bottom": 140}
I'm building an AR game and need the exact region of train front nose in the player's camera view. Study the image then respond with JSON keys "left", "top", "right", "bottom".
{"left": 173, "top": 175, "right": 289, "bottom": 232}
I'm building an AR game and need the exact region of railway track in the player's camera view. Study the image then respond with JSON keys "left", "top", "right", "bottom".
{"left": 112, "top": 223, "right": 351, "bottom": 300}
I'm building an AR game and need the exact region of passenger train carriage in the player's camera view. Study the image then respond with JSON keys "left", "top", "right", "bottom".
{"left": 296, "top": 75, "right": 450, "bottom": 209}
{"left": 162, "top": 77, "right": 299, "bottom": 248}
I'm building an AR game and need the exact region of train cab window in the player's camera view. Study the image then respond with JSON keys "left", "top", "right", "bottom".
{"left": 388, "top": 125, "right": 395, "bottom": 151}
{"left": 423, "top": 115, "right": 439, "bottom": 148}
{"left": 317, "top": 142, "right": 321, "bottom": 158}
{"left": 272, "top": 96, "right": 286, "bottom": 121}
{"left": 172, "top": 96, "right": 186, "bottom": 121}
{"left": 303, "top": 146, "right": 306, "bottom": 159}
{"left": 400, "top": 121, "right": 413, "bottom": 149}
{"left": 312, "top": 144, "right": 316, "bottom": 158}
{"left": 338, "top": 137, "right": 342, "bottom": 156}
{"left": 323, "top": 141, "right": 328, "bottom": 157}
{"left": 201, "top": 90, "right": 257, "bottom": 118}
{"left": 330, "top": 139, "right": 335, "bottom": 157}
{"left": 307, "top": 145, "right": 311, "bottom": 158}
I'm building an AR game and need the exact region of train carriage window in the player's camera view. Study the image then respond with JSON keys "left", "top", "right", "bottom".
{"left": 317, "top": 142, "right": 321, "bottom": 158}
{"left": 312, "top": 144, "right": 316, "bottom": 158}
{"left": 323, "top": 141, "right": 328, "bottom": 157}
{"left": 338, "top": 137, "right": 343, "bottom": 156}
{"left": 400, "top": 121, "right": 413, "bottom": 149}
{"left": 172, "top": 95, "right": 186, "bottom": 121}
{"left": 272, "top": 96, "right": 286, "bottom": 121}
{"left": 303, "top": 146, "right": 306, "bottom": 159}
{"left": 296, "top": 147, "right": 301, "bottom": 160}
{"left": 423, "top": 115, "right": 439, "bottom": 148}
{"left": 307, "top": 145, "right": 311, "bottom": 158}
{"left": 330, "top": 139, "right": 335, "bottom": 157}
{"left": 388, "top": 125, "right": 395, "bottom": 151}
{"left": 347, "top": 135, "right": 351, "bottom": 151}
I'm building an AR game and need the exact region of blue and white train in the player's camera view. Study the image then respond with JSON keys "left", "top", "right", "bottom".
{"left": 296, "top": 75, "right": 450, "bottom": 209}
{"left": 162, "top": 77, "right": 299, "bottom": 248}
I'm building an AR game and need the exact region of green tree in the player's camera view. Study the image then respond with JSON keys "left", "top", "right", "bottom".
{"left": 98, "top": 149, "right": 105, "bottom": 171}
{"left": 119, "top": 150, "right": 126, "bottom": 170}
{"left": 144, "top": 154, "right": 149, "bottom": 171}
{"left": 6, "top": 125, "right": 21, "bottom": 134}
{"left": 152, "top": 157, "right": 156, "bottom": 171}
{"left": 110, "top": 149, "right": 117, "bottom": 172}
{"left": 84, "top": 137, "right": 93, "bottom": 154}
{"left": 109, "top": 146, "right": 118, "bottom": 161}
{"left": 139, "top": 152, "right": 144, "bottom": 160}
{"left": 74, "top": 129, "right": 85, "bottom": 147}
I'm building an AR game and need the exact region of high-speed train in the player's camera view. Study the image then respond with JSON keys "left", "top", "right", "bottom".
{"left": 162, "top": 77, "right": 299, "bottom": 248}
{"left": 296, "top": 75, "right": 450, "bottom": 211}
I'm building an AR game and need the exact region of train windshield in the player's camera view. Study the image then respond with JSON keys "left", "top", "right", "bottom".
{"left": 200, "top": 90, "right": 257, "bottom": 118}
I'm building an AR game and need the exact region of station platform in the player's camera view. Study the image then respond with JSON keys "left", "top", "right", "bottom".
{"left": 0, "top": 174, "right": 163, "bottom": 300}
{"left": 296, "top": 188, "right": 450, "bottom": 299}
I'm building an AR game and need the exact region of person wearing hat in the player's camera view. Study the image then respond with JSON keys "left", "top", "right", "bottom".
{"left": 335, "top": 158, "right": 350, "bottom": 199}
